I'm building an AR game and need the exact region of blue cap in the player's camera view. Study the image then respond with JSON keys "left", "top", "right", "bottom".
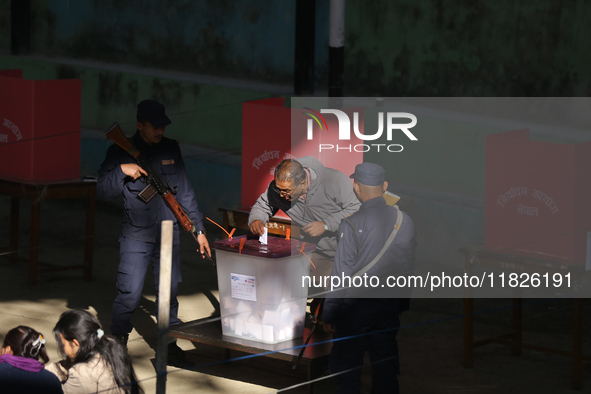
{"left": 137, "top": 99, "right": 172, "bottom": 128}
{"left": 349, "top": 162, "right": 385, "bottom": 186}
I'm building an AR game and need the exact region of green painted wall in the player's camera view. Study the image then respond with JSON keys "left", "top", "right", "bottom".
{"left": 0, "top": 0, "right": 330, "bottom": 89}
{"left": 365, "top": 113, "right": 500, "bottom": 197}
{"left": 26, "top": 0, "right": 296, "bottom": 85}
{"left": 345, "top": 0, "right": 591, "bottom": 96}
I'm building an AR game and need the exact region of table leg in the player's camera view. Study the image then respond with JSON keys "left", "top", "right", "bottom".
{"left": 464, "top": 254, "right": 474, "bottom": 368}
{"left": 307, "top": 361, "right": 315, "bottom": 394}
{"left": 29, "top": 200, "right": 40, "bottom": 286}
{"left": 572, "top": 298, "right": 583, "bottom": 390}
{"left": 84, "top": 192, "right": 96, "bottom": 281}
{"left": 512, "top": 294, "right": 522, "bottom": 356}
{"left": 9, "top": 197, "right": 20, "bottom": 262}
{"left": 464, "top": 297, "right": 474, "bottom": 368}
{"left": 307, "top": 356, "right": 328, "bottom": 394}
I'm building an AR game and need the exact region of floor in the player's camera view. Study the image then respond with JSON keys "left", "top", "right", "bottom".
{"left": 0, "top": 196, "right": 590, "bottom": 393}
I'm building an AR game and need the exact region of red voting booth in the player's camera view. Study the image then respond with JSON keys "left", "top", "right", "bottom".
{"left": 485, "top": 129, "right": 591, "bottom": 264}
{"left": 0, "top": 69, "right": 23, "bottom": 78}
{"left": 0, "top": 70, "right": 81, "bottom": 182}
{"left": 241, "top": 98, "right": 363, "bottom": 208}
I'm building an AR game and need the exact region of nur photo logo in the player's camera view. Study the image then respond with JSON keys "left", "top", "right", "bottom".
{"left": 303, "top": 108, "right": 418, "bottom": 153}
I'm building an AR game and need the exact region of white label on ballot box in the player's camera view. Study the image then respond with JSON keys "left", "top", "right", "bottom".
{"left": 230, "top": 273, "right": 257, "bottom": 301}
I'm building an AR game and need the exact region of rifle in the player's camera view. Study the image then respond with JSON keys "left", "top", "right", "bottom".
{"left": 104, "top": 123, "right": 213, "bottom": 264}
{"left": 292, "top": 299, "right": 324, "bottom": 369}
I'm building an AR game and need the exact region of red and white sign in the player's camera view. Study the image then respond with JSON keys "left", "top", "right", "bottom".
{"left": 0, "top": 70, "right": 81, "bottom": 182}
{"left": 485, "top": 129, "right": 591, "bottom": 264}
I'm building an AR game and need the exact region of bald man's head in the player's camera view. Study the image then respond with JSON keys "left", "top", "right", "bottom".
{"left": 275, "top": 160, "right": 306, "bottom": 185}
{"left": 273, "top": 159, "right": 307, "bottom": 201}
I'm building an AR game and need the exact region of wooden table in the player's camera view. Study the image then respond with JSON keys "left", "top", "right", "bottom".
{"left": 219, "top": 206, "right": 300, "bottom": 238}
{"left": 0, "top": 178, "right": 96, "bottom": 285}
{"left": 170, "top": 318, "right": 331, "bottom": 394}
{"left": 461, "top": 245, "right": 590, "bottom": 390}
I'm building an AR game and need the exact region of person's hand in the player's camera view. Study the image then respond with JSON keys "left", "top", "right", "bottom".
{"left": 121, "top": 163, "right": 147, "bottom": 180}
{"left": 303, "top": 221, "right": 326, "bottom": 237}
{"left": 318, "top": 321, "right": 335, "bottom": 334}
{"left": 250, "top": 219, "right": 266, "bottom": 236}
{"left": 196, "top": 233, "right": 211, "bottom": 259}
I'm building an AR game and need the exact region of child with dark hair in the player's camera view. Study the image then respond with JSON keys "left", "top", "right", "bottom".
{"left": 0, "top": 325, "right": 63, "bottom": 394}
{"left": 46, "top": 309, "right": 143, "bottom": 394}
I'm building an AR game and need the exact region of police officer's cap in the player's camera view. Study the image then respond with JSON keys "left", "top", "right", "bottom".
{"left": 349, "top": 162, "right": 385, "bottom": 186}
{"left": 137, "top": 99, "right": 172, "bottom": 128}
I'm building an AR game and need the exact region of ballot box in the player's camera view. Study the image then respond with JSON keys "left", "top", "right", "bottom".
{"left": 0, "top": 71, "right": 81, "bottom": 182}
{"left": 213, "top": 235, "right": 316, "bottom": 344}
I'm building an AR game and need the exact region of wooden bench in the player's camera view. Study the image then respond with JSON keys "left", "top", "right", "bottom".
{"left": 461, "top": 245, "right": 590, "bottom": 390}
{"left": 0, "top": 178, "right": 96, "bottom": 285}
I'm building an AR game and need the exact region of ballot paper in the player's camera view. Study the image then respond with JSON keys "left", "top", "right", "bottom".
{"left": 259, "top": 227, "right": 268, "bottom": 245}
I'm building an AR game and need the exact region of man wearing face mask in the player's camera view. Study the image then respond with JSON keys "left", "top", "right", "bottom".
{"left": 97, "top": 99, "right": 210, "bottom": 367}
{"left": 249, "top": 157, "right": 361, "bottom": 288}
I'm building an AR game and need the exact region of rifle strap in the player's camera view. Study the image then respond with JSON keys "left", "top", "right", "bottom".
{"left": 353, "top": 205, "right": 403, "bottom": 278}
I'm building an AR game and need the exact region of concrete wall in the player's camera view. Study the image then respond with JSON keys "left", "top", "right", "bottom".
{"left": 31, "top": 0, "right": 294, "bottom": 84}
{"left": 394, "top": 184, "right": 485, "bottom": 267}
{"left": 345, "top": 0, "right": 591, "bottom": 96}
{"left": 0, "top": 0, "right": 329, "bottom": 89}
{"left": 2, "top": 1, "right": 590, "bottom": 96}
{"left": 364, "top": 109, "right": 497, "bottom": 197}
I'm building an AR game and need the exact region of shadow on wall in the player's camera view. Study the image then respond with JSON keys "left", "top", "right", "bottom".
{"left": 395, "top": 184, "right": 485, "bottom": 270}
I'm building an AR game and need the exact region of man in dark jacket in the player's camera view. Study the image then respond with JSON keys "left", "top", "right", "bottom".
{"left": 322, "top": 162, "right": 416, "bottom": 394}
{"left": 249, "top": 157, "right": 360, "bottom": 284}
{"left": 97, "top": 99, "right": 210, "bottom": 364}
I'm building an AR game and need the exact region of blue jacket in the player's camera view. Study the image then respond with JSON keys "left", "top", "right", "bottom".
{"left": 322, "top": 196, "right": 416, "bottom": 327}
{"left": 97, "top": 131, "right": 205, "bottom": 244}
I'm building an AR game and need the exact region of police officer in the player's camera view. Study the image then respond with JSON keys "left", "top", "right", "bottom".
{"left": 97, "top": 99, "right": 210, "bottom": 365}
{"left": 321, "top": 162, "right": 416, "bottom": 394}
